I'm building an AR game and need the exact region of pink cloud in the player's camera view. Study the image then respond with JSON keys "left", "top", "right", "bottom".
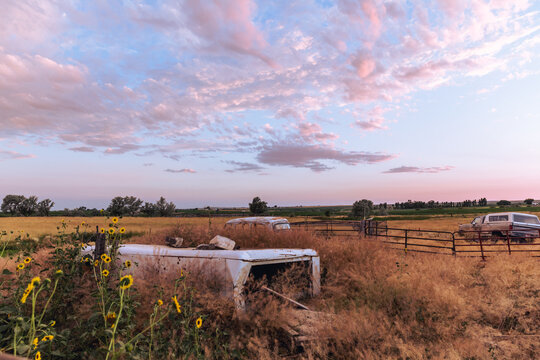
{"left": 353, "top": 106, "right": 388, "bottom": 131}
{"left": 164, "top": 168, "right": 196, "bottom": 174}
{"left": 0, "top": 0, "right": 537, "bottom": 174}
{"left": 436, "top": 0, "right": 466, "bottom": 19}
{"left": 69, "top": 146, "right": 95, "bottom": 153}
{"left": 351, "top": 51, "right": 376, "bottom": 78}
{"left": 182, "top": 0, "right": 276, "bottom": 67}
{"left": 104, "top": 144, "right": 142, "bottom": 155}
{"left": 296, "top": 122, "right": 339, "bottom": 142}
{"left": 337, "top": 0, "right": 383, "bottom": 40}
{"left": 384, "top": 2, "right": 405, "bottom": 19}
{"left": 0, "top": 150, "right": 35, "bottom": 161}
{"left": 257, "top": 143, "right": 395, "bottom": 172}
{"left": 224, "top": 161, "right": 265, "bottom": 173}
{"left": 383, "top": 166, "right": 454, "bottom": 174}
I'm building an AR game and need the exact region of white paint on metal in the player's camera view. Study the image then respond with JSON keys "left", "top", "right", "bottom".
{"left": 224, "top": 216, "right": 291, "bottom": 230}
{"left": 82, "top": 243, "right": 320, "bottom": 309}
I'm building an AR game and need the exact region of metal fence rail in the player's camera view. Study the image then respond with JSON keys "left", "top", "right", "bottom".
{"left": 292, "top": 220, "right": 540, "bottom": 259}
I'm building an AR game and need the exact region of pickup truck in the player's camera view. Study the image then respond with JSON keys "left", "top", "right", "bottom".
{"left": 458, "top": 212, "right": 540, "bottom": 242}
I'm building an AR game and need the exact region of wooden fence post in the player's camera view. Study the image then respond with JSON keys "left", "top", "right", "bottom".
{"left": 94, "top": 226, "right": 106, "bottom": 259}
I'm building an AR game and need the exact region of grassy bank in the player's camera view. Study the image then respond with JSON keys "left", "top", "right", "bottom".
{"left": 1, "top": 219, "right": 538, "bottom": 359}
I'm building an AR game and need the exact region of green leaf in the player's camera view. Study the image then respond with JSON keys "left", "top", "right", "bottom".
{"left": 2, "top": 269, "right": 13, "bottom": 275}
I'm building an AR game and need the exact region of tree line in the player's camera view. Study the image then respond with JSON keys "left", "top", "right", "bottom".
{"left": 0, "top": 195, "right": 176, "bottom": 217}
{"left": 393, "top": 198, "right": 488, "bottom": 209}
{"left": 0, "top": 195, "right": 54, "bottom": 216}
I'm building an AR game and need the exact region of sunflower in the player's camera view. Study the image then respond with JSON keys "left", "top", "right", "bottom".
{"left": 100, "top": 254, "right": 107, "bottom": 261}
{"left": 35, "top": 351, "right": 41, "bottom": 360}
{"left": 106, "top": 312, "right": 116, "bottom": 320}
{"left": 24, "top": 257, "right": 32, "bottom": 264}
{"left": 108, "top": 228, "right": 115, "bottom": 235}
{"left": 103, "top": 255, "right": 111, "bottom": 263}
{"left": 119, "top": 227, "right": 126, "bottom": 234}
{"left": 31, "top": 277, "right": 41, "bottom": 287}
{"left": 172, "top": 296, "right": 181, "bottom": 313}
{"left": 94, "top": 260, "right": 99, "bottom": 267}
{"left": 196, "top": 317, "right": 202, "bottom": 329}
{"left": 102, "top": 269, "right": 109, "bottom": 277}
{"left": 112, "top": 217, "right": 119, "bottom": 224}
{"left": 17, "top": 263, "right": 24, "bottom": 271}
{"left": 119, "top": 274, "right": 133, "bottom": 290}
{"left": 21, "top": 282, "right": 34, "bottom": 304}
{"left": 100, "top": 228, "right": 105, "bottom": 234}
{"left": 157, "top": 299, "right": 163, "bottom": 306}
{"left": 81, "top": 243, "right": 87, "bottom": 248}
{"left": 32, "top": 337, "right": 39, "bottom": 349}
{"left": 50, "top": 320, "right": 56, "bottom": 327}
{"left": 124, "top": 260, "right": 131, "bottom": 268}
{"left": 42, "top": 335, "right": 54, "bottom": 342}
{"left": 81, "top": 221, "right": 86, "bottom": 226}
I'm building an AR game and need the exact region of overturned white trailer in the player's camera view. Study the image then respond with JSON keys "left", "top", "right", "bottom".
{"left": 83, "top": 244, "right": 320, "bottom": 308}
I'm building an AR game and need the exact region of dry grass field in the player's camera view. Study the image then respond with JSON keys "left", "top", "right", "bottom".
{"left": 387, "top": 211, "right": 540, "bottom": 232}
{"left": 125, "top": 224, "right": 540, "bottom": 359}
{"left": 1, "top": 216, "right": 539, "bottom": 359}
{"left": 0, "top": 216, "right": 231, "bottom": 239}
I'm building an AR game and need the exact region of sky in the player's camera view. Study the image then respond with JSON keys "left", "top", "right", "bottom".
{"left": 1, "top": 0, "right": 540, "bottom": 209}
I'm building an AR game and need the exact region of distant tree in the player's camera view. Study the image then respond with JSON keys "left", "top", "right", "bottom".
{"left": 1, "top": 195, "right": 26, "bottom": 215}
{"left": 72, "top": 206, "right": 88, "bottom": 217}
{"left": 497, "top": 200, "right": 511, "bottom": 206}
{"left": 249, "top": 196, "right": 267, "bottom": 214}
{"left": 18, "top": 196, "right": 38, "bottom": 216}
{"left": 155, "top": 197, "right": 176, "bottom": 216}
{"left": 352, "top": 199, "right": 373, "bottom": 218}
{"left": 478, "top": 198, "right": 488, "bottom": 206}
{"left": 107, "top": 196, "right": 126, "bottom": 216}
{"left": 37, "top": 199, "right": 54, "bottom": 216}
{"left": 124, "top": 196, "right": 143, "bottom": 216}
{"left": 107, "top": 196, "right": 143, "bottom": 216}
{"left": 141, "top": 202, "right": 157, "bottom": 216}
{"left": 524, "top": 198, "right": 534, "bottom": 205}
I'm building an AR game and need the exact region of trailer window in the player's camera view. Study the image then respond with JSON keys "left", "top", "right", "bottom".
{"left": 513, "top": 214, "right": 540, "bottom": 224}
{"left": 488, "top": 215, "right": 508, "bottom": 222}
{"left": 274, "top": 223, "right": 291, "bottom": 230}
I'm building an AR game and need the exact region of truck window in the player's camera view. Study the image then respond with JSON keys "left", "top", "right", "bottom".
{"left": 513, "top": 214, "right": 540, "bottom": 224}
{"left": 472, "top": 217, "right": 481, "bottom": 225}
{"left": 488, "top": 215, "right": 508, "bottom": 222}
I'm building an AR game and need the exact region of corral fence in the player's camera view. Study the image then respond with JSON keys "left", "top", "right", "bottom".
{"left": 290, "top": 220, "right": 540, "bottom": 259}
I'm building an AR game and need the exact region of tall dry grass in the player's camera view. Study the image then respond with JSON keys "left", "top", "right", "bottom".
{"left": 3, "top": 218, "right": 538, "bottom": 359}
{"left": 0, "top": 216, "right": 231, "bottom": 239}
{"left": 127, "top": 224, "right": 539, "bottom": 359}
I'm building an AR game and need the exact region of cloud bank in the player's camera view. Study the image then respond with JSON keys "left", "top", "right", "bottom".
{"left": 1, "top": 0, "right": 538, "bottom": 172}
